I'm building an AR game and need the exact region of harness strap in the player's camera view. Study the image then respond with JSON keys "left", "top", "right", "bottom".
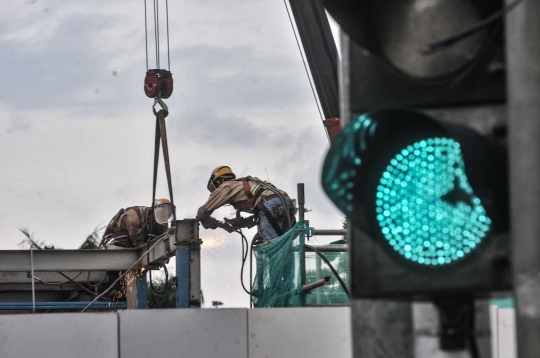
{"left": 242, "top": 179, "right": 255, "bottom": 208}
{"left": 234, "top": 177, "right": 266, "bottom": 209}
{"left": 258, "top": 202, "right": 284, "bottom": 237}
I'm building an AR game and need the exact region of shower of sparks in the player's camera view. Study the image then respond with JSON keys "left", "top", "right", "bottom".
{"left": 200, "top": 234, "right": 228, "bottom": 249}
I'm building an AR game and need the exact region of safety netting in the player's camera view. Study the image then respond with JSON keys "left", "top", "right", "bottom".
{"left": 252, "top": 221, "right": 309, "bottom": 308}
{"left": 251, "top": 221, "right": 350, "bottom": 308}
{"left": 305, "top": 247, "right": 349, "bottom": 305}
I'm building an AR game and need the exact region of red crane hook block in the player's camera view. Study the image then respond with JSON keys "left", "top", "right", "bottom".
{"left": 144, "top": 69, "right": 174, "bottom": 99}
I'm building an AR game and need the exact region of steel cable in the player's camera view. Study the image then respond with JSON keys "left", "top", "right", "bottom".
{"left": 80, "top": 228, "right": 172, "bottom": 313}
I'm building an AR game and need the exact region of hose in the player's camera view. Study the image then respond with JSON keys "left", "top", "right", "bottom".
{"left": 304, "top": 244, "right": 351, "bottom": 300}
{"left": 237, "top": 229, "right": 251, "bottom": 295}
{"left": 86, "top": 271, "right": 108, "bottom": 288}
{"left": 32, "top": 271, "right": 82, "bottom": 285}
{"left": 57, "top": 272, "right": 112, "bottom": 301}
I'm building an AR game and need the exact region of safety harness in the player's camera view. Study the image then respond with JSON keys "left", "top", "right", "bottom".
{"left": 100, "top": 206, "right": 149, "bottom": 248}
{"left": 232, "top": 177, "right": 292, "bottom": 237}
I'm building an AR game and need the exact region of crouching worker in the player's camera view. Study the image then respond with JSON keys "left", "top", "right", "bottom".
{"left": 100, "top": 198, "right": 175, "bottom": 299}
{"left": 196, "top": 166, "right": 296, "bottom": 242}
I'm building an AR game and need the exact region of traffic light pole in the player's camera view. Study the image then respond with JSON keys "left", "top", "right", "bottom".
{"left": 506, "top": 0, "right": 540, "bottom": 356}
{"left": 339, "top": 33, "right": 414, "bottom": 358}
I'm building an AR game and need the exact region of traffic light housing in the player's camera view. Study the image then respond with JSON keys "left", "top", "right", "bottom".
{"left": 322, "top": 110, "right": 510, "bottom": 298}
{"left": 321, "top": 0, "right": 511, "bottom": 299}
{"left": 324, "top": 0, "right": 505, "bottom": 110}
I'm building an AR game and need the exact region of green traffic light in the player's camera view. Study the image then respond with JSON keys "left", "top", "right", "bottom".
{"left": 321, "top": 110, "right": 503, "bottom": 270}
{"left": 376, "top": 137, "right": 491, "bottom": 266}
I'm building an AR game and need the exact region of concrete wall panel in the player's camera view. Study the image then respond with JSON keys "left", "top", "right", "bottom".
{"left": 0, "top": 312, "right": 118, "bottom": 358}
{"left": 248, "top": 307, "right": 352, "bottom": 358}
{"left": 119, "top": 308, "right": 248, "bottom": 358}
{"left": 497, "top": 308, "right": 517, "bottom": 358}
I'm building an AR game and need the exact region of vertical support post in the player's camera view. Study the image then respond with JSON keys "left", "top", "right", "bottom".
{"left": 298, "top": 183, "right": 306, "bottom": 287}
{"left": 176, "top": 249, "right": 190, "bottom": 308}
{"left": 506, "top": 0, "right": 540, "bottom": 356}
{"left": 189, "top": 225, "right": 202, "bottom": 308}
{"left": 341, "top": 29, "right": 413, "bottom": 353}
{"left": 136, "top": 271, "right": 148, "bottom": 309}
{"left": 315, "top": 255, "right": 322, "bottom": 304}
{"left": 126, "top": 271, "right": 148, "bottom": 309}
{"left": 297, "top": 183, "right": 305, "bottom": 222}
{"left": 175, "top": 219, "right": 201, "bottom": 308}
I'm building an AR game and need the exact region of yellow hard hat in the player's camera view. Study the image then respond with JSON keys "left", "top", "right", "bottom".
{"left": 207, "top": 166, "right": 236, "bottom": 192}
{"left": 153, "top": 198, "right": 174, "bottom": 226}
{"left": 153, "top": 198, "right": 171, "bottom": 206}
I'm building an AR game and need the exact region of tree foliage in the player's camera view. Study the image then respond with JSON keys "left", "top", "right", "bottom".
{"left": 305, "top": 251, "right": 349, "bottom": 305}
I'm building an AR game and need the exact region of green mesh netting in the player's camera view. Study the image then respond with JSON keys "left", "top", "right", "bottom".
{"left": 252, "top": 221, "right": 309, "bottom": 308}
{"left": 305, "top": 247, "right": 350, "bottom": 305}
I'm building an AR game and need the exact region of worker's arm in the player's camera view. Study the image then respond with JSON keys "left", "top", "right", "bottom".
{"left": 196, "top": 205, "right": 218, "bottom": 229}
{"left": 196, "top": 183, "right": 236, "bottom": 228}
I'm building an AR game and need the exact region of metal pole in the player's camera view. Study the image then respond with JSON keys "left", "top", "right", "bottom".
{"left": 315, "top": 255, "right": 322, "bottom": 304}
{"left": 298, "top": 183, "right": 306, "bottom": 288}
{"left": 189, "top": 222, "right": 202, "bottom": 308}
{"left": 175, "top": 219, "right": 201, "bottom": 308}
{"left": 302, "top": 276, "right": 330, "bottom": 293}
{"left": 297, "top": 183, "right": 305, "bottom": 222}
{"left": 175, "top": 249, "right": 189, "bottom": 308}
{"left": 506, "top": 0, "right": 540, "bottom": 356}
{"left": 340, "top": 34, "right": 414, "bottom": 357}
{"left": 136, "top": 272, "right": 148, "bottom": 309}
{"left": 30, "top": 248, "right": 35, "bottom": 313}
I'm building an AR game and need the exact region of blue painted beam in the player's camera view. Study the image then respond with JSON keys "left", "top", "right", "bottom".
{"left": 0, "top": 302, "right": 126, "bottom": 310}
{"left": 137, "top": 271, "right": 148, "bottom": 309}
{"left": 176, "top": 249, "right": 190, "bottom": 308}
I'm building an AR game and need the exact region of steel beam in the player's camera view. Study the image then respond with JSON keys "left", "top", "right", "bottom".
{"left": 0, "top": 301, "right": 126, "bottom": 310}
{"left": 288, "top": 0, "right": 340, "bottom": 120}
{"left": 0, "top": 250, "right": 139, "bottom": 272}
{"left": 0, "top": 230, "right": 176, "bottom": 273}
{"left": 0, "top": 271, "right": 109, "bottom": 284}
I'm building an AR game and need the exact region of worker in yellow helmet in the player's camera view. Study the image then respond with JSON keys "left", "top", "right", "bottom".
{"left": 101, "top": 198, "right": 175, "bottom": 249}
{"left": 196, "top": 166, "right": 296, "bottom": 242}
{"left": 100, "top": 198, "right": 175, "bottom": 300}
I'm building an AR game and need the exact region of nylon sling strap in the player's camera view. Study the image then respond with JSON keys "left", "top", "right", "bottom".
{"left": 258, "top": 202, "right": 284, "bottom": 237}
{"left": 151, "top": 109, "right": 176, "bottom": 224}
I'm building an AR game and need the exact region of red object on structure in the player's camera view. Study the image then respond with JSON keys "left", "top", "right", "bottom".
{"left": 144, "top": 69, "right": 174, "bottom": 99}
{"left": 323, "top": 117, "right": 342, "bottom": 143}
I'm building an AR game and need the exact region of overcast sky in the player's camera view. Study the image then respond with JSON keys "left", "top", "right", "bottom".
{"left": 0, "top": 0, "right": 343, "bottom": 307}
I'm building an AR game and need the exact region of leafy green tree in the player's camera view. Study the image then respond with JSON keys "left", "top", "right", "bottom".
{"left": 18, "top": 226, "right": 103, "bottom": 250}
{"left": 147, "top": 274, "right": 177, "bottom": 308}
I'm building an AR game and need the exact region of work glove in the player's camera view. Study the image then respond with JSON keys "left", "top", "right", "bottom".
{"left": 200, "top": 217, "right": 219, "bottom": 230}
{"left": 200, "top": 217, "right": 235, "bottom": 233}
